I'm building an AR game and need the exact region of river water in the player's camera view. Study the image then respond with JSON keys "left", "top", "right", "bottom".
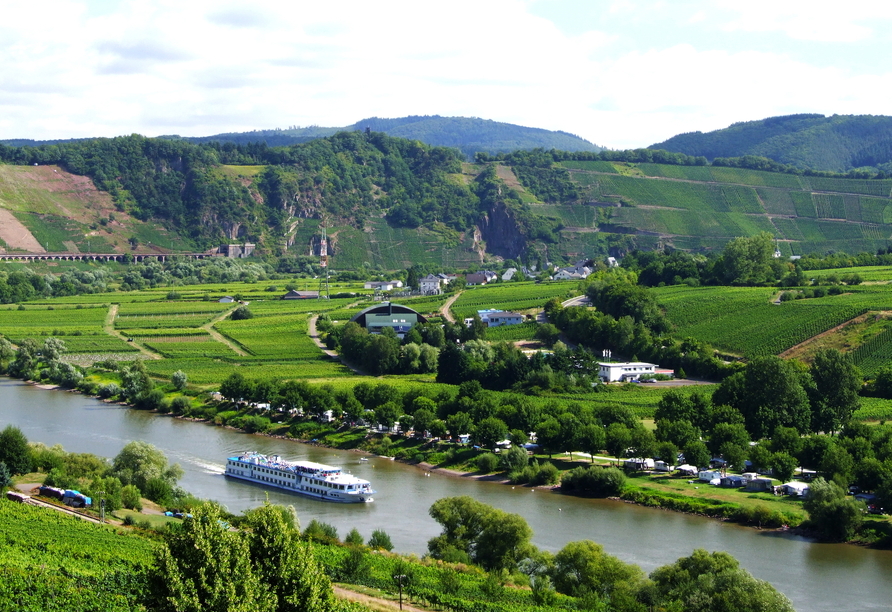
{"left": 2, "top": 378, "right": 890, "bottom": 610}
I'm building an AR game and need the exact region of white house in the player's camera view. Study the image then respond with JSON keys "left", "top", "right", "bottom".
{"left": 418, "top": 274, "right": 443, "bottom": 294}
{"left": 597, "top": 362, "right": 657, "bottom": 382}
{"left": 364, "top": 280, "right": 403, "bottom": 291}
{"left": 485, "top": 312, "right": 524, "bottom": 327}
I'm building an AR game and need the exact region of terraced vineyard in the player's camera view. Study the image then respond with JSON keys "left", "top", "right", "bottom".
{"left": 655, "top": 285, "right": 868, "bottom": 357}
{"left": 553, "top": 160, "right": 892, "bottom": 255}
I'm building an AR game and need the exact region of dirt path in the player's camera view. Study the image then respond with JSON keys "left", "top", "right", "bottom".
{"left": 439, "top": 292, "right": 461, "bottom": 323}
{"left": 333, "top": 585, "right": 432, "bottom": 612}
{"left": 779, "top": 311, "right": 879, "bottom": 360}
{"left": 206, "top": 306, "right": 249, "bottom": 356}
{"left": 104, "top": 304, "right": 163, "bottom": 360}
{"left": 0, "top": 207, "right": 44, "bottom": 252}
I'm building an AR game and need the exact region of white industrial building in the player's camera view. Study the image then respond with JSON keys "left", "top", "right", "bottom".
{"left": 597, "top": 361, "right": 657, "bottom": 382}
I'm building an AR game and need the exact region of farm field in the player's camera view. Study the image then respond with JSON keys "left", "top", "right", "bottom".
{"left": 555, "top": 161, "right": 892, "bottom": 255}
{"left": 5, "top": 265, "right": 892, "bottom": 404}
{"left": 449, "top": 281, "right": 579, "bottom": 320}
{"left": 0, "top": 499, "right": 156, "bottom": 610}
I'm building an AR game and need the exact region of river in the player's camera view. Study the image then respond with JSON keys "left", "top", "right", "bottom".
{"left": 1, "top": 378, "right": 890, "bottom": 610}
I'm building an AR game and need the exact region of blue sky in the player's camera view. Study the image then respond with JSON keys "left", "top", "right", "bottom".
{"left": 1, "top": 0, "right": 890, "bottom": 148}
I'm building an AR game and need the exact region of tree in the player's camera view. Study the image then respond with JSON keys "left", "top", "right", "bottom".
{"left": 406, "top": 266, "right": 420, "bottom": 290}
{"left": 0, "top": 425, "right": 32, "bottom": 475}
{"left": 605, "top": 423, "right": 632, "bottom": 460}
{"left": 304, "top": 520, "right": 339, "bottom": 543}
{"left": 231, "top": 306, "right": 254, "bottom": 320}
{"left": 110, "top": 441, "right": 183, "bottom": 493}
{"left": 367, "top": 529, "right": 394, "bottom": 551}
{"left": 810, "top": 349, "right": 861, "bottom": 434}
{"left": 771, "top": 452, "right": 798, "bottom": 482}
{"left": 344, "top": 528, "right": 364, "bottom": 546}
{"left": 121, "top": 360, "right": 156, "bottom": 404}
{"left": 650, "top": 549, "right": 794, "bottom": 612}
{"left": 412, "top": 408, "right": 435, "bottom": 436}
{"left": 551, "top": 540, "right": 643, "bottom": 599}
{"left": 149, "top": 505, "right": 274, "bottom": 612}
{"left": 42, "top": 336, "right": 67, "bottom": 361}
{"left": 0, "top": 462, "right": 12, "bottom": 490}
{"left": 242, "top": 503, "right": 336, "bottom": 612}
{"left": 171, "top": 370, "right": 188, "bottom": 391}
{"left": 500, "top": 444, "right": 529, "bottom": 472}
{"left": 427, "top": 496, "right": 533, "bottom": 571}
{"left": 714, "top": 356, "right": 811, "bottom": 438}
{"left": 803, "top": 477, "right": 864, "bottom": 542}
{"left": 719, "top": 232, "right": 778, "bottom": 285}
{"left": 8, "top": 338, "right": 38, "bottom": 379}
{"left": 121, "top": 484, "right": 142, "bottom": 510}
{"left": 578, "top": 424, "right": 606, "bottom": 462}
{"left": 474, "top": 417, "right": 508, "bottom": 450}
{"left": 683, "top": 440, "right": 710, "bottom": 469}
{"left": 446, "top": 412, "right": 473, "bottom": 437}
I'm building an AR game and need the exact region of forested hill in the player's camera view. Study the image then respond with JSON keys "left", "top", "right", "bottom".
{"left": 651, "top": 114, "right": 892, "bottom": 174}
{"left": 4, "top": 116, "right": 600, "bottom": 161}
{"left": 0, "top": 132, "right": 563, "bottom": 260}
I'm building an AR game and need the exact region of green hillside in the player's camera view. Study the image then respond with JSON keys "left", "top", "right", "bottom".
{"left": 531, "top": 157, "right": 892, "bottom": 256}
{"left": 650, "top": 114, "right": 892, "bottom": 173}
{"left": 5, "top": 132, "right": 892, "bottom": 266}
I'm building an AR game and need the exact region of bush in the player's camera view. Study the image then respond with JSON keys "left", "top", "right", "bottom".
{"left": 533, "top": 461, "right": 560, "bottom": 486}
{"left": 121, "top": 484, "right": 143, "bottom": 511}
{"left": 230, "top": 306, "right": 253, "bottom": 320}
{"left": 304, "top": 519, "right": 339, "bottom": 543}
{"left": 170, "top": 396, "right": 191, "bottom": 415}
{"left": 367, "top": 528, "right": 393, "bottom": 551}
{"left": 475, "top": 453, "right": 499, "bottom": 474}
{"left": 560, "top": 465, "right": 627, "bottom": 496}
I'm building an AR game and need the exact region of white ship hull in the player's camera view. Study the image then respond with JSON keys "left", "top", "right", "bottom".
{"left": 225, "top": 452, "right": 375, "bottom": 503}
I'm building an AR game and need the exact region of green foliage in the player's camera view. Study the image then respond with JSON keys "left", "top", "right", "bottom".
{"left": 110, "top": 441, "right": 183, "bottom": 499}
{"left": 0, "top": 425, "right": 32, "bottom": 475}
{"left": 230, "top": 306, "right": 254, "bottom": 320}
{"left": 367, "top": 529, "right": 394, "bottom": 551}
{"left": 560, "top": 465, "right": 627, "bottom": 497}
{"left": 551, "top": 540, "right": 644, "bottom": 599}
{"left": 475, "top": 453, "right": 500, "bottom": 474}
{"left": 304, "top": 519, "right": 340, "bottom": 543}
{"left": 652, "top": 113, "right": 892, "bottom": 174}
{"left": 650, "top": 549, "right": 795, "bottom": 612}
{"left": 427, "top": 496, "right": 533, "bottom": 572}
{"left": 803, "top": 477, "right": 865, "bottom": 542}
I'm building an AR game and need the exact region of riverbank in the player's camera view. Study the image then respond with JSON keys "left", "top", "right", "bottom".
{"left": 12, "top": 377, "right": 892, "bottom": 548}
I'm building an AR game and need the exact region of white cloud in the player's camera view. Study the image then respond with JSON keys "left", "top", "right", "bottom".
{"left": 0, "top": 1, "right": 890, "bottom": 147}
{"left": 717, "top": 1, "right": 888, "bottom": 42}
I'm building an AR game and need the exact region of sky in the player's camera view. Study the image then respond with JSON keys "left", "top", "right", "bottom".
{"left": 2, "top": 0, "right": 891, "bottom": 149}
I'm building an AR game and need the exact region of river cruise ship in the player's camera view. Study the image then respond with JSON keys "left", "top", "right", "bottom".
{"left": 225, "top": 451, "right": 375, "bottom": 503}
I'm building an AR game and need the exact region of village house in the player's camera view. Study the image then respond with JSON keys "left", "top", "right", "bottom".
{"left": 597, "top": 361, "right": 658, "bottom": 382}
{"left": 418, "top": 274, "right": 443, "bottom": 294}
{"left": 282, "top": 289, "right": 320, "bottom": 299}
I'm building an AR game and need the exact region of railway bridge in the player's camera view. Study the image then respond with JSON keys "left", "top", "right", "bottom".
{"left": 0, "top": 252, "right": 215, "bottom": 263}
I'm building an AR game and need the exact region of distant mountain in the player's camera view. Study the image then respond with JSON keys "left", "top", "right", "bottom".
{"left": 183, "top": 115, "right": 602, "bottom": 159}
{"left": 3, "top": 116, "right": 601, "bottom": 161}
{"left": 651, "top": 114, "right": 892, "bottom": 173}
